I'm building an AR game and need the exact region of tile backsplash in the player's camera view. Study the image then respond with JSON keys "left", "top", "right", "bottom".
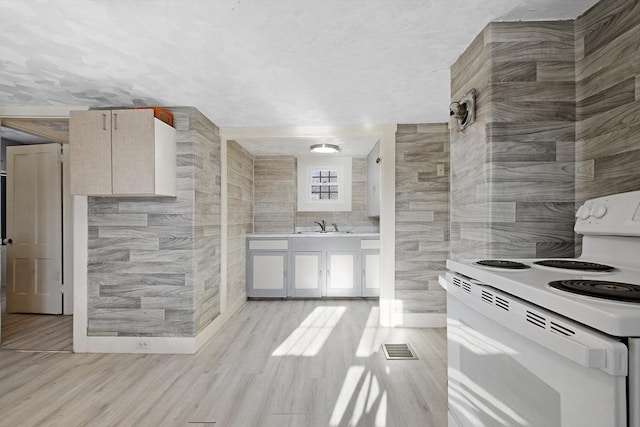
{"left": 253, "top": 156, "right": 379, "bottom": 233}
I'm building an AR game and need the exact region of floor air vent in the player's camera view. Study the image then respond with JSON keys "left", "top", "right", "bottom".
{"left": 382, "top": 343, "right": 418, "bottom": 360}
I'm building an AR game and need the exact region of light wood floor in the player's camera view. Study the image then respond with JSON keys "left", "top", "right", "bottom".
{"left": 0, "top": 288, "right": 73, "bottom": 352}
{"left": 0, "top": 299, "right": 447, "bottom": 427}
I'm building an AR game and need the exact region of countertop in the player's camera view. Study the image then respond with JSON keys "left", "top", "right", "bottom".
{"left": 247, "top": 232, "right": 380, "bottom": 238}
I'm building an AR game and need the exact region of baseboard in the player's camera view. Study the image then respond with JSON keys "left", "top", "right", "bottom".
{"left": 74, "top": 295, "right": 247, "bottom": 354}
{"left": 395, "top": 313, "right": 446, "bottom": 328}
{"left": 73, "top": 335, "right": 197, "bottom": 354}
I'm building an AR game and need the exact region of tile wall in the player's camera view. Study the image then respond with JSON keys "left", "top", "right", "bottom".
{"left": 253, "top": 156, "right": 296, "bottom": 233}
{"left": 87, "top": 107, "right": 221, "bottom": 337}
{"left": 575, "top": 0, "right": 640, "bottom": 205}
{"left": 227, "top": 140, "right": 254, "bottom": 306}
{"left": 450, "top": 21, "right": 577, "bottom": 260}
{"left": 449, "top": 30, "right": 492, "bottom": 260}
{"left": 295, "top": 158, "right": 378, "bottom": 232}
{"left": 193, "top": 110, "right": 222, "bottom": 333}
{"left": 253, "top": 156, "right": 378, "bottom": 233}
{"left": 395, "top": 123, "right": 450, "bottom": 315}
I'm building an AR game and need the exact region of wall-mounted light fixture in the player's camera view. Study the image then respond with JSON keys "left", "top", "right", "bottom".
{"left": 449, "top": 88, "right": 477, "bottom": 131}
{"left": 310, "top": 143, "right": 341, "bottom": 154}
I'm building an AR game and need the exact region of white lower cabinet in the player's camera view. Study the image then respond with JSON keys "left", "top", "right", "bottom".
{"left": 291, "top": 251, "right": 323, "bottom": 297}
{"left": 326, "top": 251, "right": 359, "bottom": 297}
{"left": 361, "top": 239, "right": 381, "bottom": 297}
{"left": 362, "top": 251, "right": 381, "bottom": 297}
{"left": 247, "top": 235, "right": 379, "bottom": 298}
{"left": 247, "top": 239, "right": 288, "bottom": 297}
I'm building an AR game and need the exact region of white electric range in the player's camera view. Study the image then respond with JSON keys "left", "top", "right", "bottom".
{"left": 441, "top": 190, "right": 640, "bottom": 427}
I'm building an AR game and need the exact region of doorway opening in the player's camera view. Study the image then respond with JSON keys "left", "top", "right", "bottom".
{"left": 0, "top": 119, "right": 73, "bottom": 352}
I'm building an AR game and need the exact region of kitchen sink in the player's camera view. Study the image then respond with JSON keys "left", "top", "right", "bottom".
{"left": 294, "top": 231, "right": 353, "bottom": 234}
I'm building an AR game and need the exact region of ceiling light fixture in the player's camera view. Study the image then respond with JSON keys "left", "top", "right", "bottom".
{"left": 310, "top": 143, "right": 341, "bottom": 154}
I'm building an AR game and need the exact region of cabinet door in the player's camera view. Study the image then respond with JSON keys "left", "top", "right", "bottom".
{"left": 247, "top": 251, "right": 288, "bottom": 297}
{"left": 69, "top": 110, "right": 112, "bottom": 195}
{"left": 291, "top": 251, "right": 323, "bottom": 298}
{"left": 111, "top": 109, "right": 156, "bottom": 195}
{"left": 366, "top": 140, "right": 380, "bottom": 217}
{"left": 362, "top": 251, "right": 380, "bottom": 297}
{"left": 326, "top": 250, "right": 359, "bottom": 296}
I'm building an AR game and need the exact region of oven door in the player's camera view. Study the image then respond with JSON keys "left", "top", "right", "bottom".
{"left": 442, "top": 273, "right": 628, "bottom": 427}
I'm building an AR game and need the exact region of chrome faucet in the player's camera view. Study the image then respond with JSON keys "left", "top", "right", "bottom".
{"left": 314, "top": 220, "right": 326, "bottom": 232}
{"left": 331, "top": 223, "right": 339, "bottom": 232}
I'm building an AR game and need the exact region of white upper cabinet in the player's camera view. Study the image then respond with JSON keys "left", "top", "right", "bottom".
{"left": 366, "top": 141, "right": 380, "bottom": 217}
{"left": 69, "top": 109, "right": 176, "bottom": 197}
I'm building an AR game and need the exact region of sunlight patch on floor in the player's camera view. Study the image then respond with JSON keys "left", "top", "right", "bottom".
{"left": 329, "top": 365, "right": 388, "bottom": 427}
{"left": 272, "top": 306, "right": 346, "bottom": 357}
{"left": 355, "top": 306, "right": 384, "bottom": 357}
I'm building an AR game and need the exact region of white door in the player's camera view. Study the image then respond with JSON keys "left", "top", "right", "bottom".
{"left": 6, "top": 143, "right": 62, "bottom": 314}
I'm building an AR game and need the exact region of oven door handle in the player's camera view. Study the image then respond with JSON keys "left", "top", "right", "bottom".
{"left": 443, "top": 273, "right": 629, "bottom": 376}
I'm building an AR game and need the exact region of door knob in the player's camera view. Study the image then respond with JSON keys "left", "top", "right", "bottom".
{"left": 3, "top": 238, "right": 12, "bottom": 244}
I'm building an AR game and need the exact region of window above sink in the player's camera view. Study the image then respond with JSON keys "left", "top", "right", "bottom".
{"left": 297, "top": 157, "right": 352, "bottom": 212}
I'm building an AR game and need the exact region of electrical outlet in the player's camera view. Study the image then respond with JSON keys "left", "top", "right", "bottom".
{"left": 437, "top": 163, "right": 445, "bottom": 176}
{"left": 135, "top": 339, "right": 150, "bottom": 350}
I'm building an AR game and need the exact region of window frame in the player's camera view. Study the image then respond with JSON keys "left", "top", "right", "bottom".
{"left": 297, "top": 157, "right": 352, "bottom": 212}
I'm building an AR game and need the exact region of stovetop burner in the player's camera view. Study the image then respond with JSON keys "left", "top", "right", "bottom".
{"left": 534, "top": 260, "right": 615, "bottom": 272}
{"left": 549, "top": 280, "right": 640, "bottom": 303}
{"left": 475, "top": 260, "right": 530, "bottom": 270}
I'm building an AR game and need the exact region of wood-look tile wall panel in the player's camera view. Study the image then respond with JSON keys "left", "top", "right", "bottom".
{"left": 488, "top": 21, "right": 576, "bottom": 258}
{"left": 87, "top": 107, "right": 221, "bottom": 337}
{"left": 575, "top": 0, "right": 640, "bottom": 204}
{"left": 295, "top": 158, "right": 378, "bottom": 231}
{"left": 485, "top": 21, "right": 577, "bottom": 43}
{"left": 577, "top": 78, "right": 636, "bottom": 120}
{"left": 253, "top": 156, "right": 378, "bottom": 233}
{"left": 450, "top": 28, "right": 492, "bottom": 259}
{"left": 451, "top": 31, "right": 492, "bottom": 102}
{"left": 253, "top": 156, "right": 296, "bottom": 233}
{"left": 395, "top": 123, "right": 449, "bottom": 314}
{"left": 450, "top": 20, "right": 576, "bottom": 260}
{"left": 579, "top": 0, "right": 639, "bottom": 55}
{"left": 537, "top": 62, "right": 576, "bottom": 82}
{"left": 181, "top": 109, "right": 221, "bottom": 334}
{"left": 227, "top": 140, "right": 253, "bottom": 307}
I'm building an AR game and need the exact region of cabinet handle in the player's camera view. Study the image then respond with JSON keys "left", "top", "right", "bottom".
{"left": 101, "top": 113, "right": 107, "bottom": 131}
{"left": 113, "top": 113, "right": 118, "bottom": 130}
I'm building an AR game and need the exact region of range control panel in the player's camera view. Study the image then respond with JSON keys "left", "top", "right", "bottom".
{"left": 574, "top": 190, "right": 640, "bottom": 236}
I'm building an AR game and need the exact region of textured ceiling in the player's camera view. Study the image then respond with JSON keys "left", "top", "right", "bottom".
{"left": 0, "top": 0, "right": 598, "bottom": 153}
